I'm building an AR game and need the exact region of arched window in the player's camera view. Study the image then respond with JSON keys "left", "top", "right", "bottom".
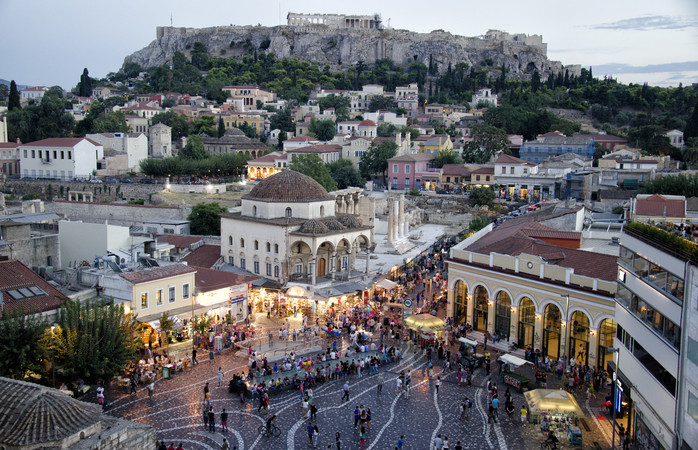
{"left": 254, "top": 240, "right": 259, "bottom": 250}
{"left": 228, "top": 235, "right": 232, "bottom": 245}
{"left": 286, "top": 207, "right": 292, "bottom": 217}
{"left": 266, "top": 242, "right": 271, "bottom": 252}
{"left": 320, "top": 205, "right": 325, "bottom": 217}
{"left": 252, "top": 205, "right": 257, "bottom": 216}
{"left": 274, "top": 244, "right": 279, "bottom": 253}
{"left": 240, "top": 238, "right": 245, "bottom": 248}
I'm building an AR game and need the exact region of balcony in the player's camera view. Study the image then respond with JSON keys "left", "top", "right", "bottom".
{"left": 625, "top": 222, "right": 698, "bottom": 264}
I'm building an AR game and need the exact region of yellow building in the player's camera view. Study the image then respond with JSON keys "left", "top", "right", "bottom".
{"left": 447, "top": 208, "right": 618, "bottom": 370}
{"left": 223, "top": 113, "right": 266, "bottom": 135}
{"left": 415, "top": 134, "right": 453, "bottom": 155}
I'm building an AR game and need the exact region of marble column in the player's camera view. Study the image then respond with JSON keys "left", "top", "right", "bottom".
{"left": 392, "top": 198, "right": 399, "bottom": 242}
{"left": 310, "top": 256, "right": 316, "bottom": 285}
{"left": 398, "top": 195, "right": 406, "bottom": 240}
{"left": 387, "top": 198, "right": 394, "bottom": 244}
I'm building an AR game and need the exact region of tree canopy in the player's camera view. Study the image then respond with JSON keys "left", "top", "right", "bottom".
{"left": 8, "top": 80, "right": 20, "bottom": 110}
{"left": 434, "top": 149, "right": 461, "bottom": 168}
{"left": 289, "top": 154, "right": 338, "bottom": 192}
{"left": 469, "top": 187, "right": 496, "bottom": 208}
{"left": 308, "top": 118, "right": 336, "bottom": 141}
{"left": 328, "top": 159, "right": 366, "bottom": 189}
{"left": 0, "top": 307, "right": 48, "bottom": 380}
{"left": 151, "top": 111, "right": 190, "bottom": 140}
{"left": 78, "top": 68, "right": 93, "bottom": 97}
{"left": 7, "top": 89, "right": 75, "bottom": 143}
{"left": 188, "top": 202, "right": 227, "bottom": 235}
{"left": 359, "top": 141, "right": 397, "bottom": 185}
{"left": 317, "top": 94, "right": 350, "bottom": 121}
{"left": 461, "top": 124, "right": 510, "bottom": 164}
{"left": 639, "top": 173, "right": 698, "bottom": 197}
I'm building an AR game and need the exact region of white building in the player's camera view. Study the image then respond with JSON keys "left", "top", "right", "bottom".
{"left": 616, "top": 224, "right": 698, "bottom": 449}
{"left": 58, "top": 220, "right": 133, "bottom": 269}
{"left": 220, "top": 170, "right": 373, "bottom": 287}
{"left": 149, "top": 123, "right": 172, "bottom": 158}
{"left": 19, "top": 137, "right": 103, "bottom": 180}
{"left": 86, "top": 132, "right": 148, "bottom": 173}
{"left": 471, "top": 88, "right": 498, "bottom": 107}
{"left": 20, "top": 86, "right": 49, "bottom": 100}
{"left": 664, "top": 129, "right": 685, "bottom": 148}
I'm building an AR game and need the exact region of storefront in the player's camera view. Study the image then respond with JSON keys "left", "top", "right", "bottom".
{"left": 453, "top": 280, "right": 468, "bottom": 326}
{"left": 608, "top": 362, "right": 635, "bottom": 448}
{"left": 517, "top": 297, "right": 536, "bottom": 348}
{"left": 524, "top": 389, "right": 584, "bottom": 442}
{"left": 473, "top": 286, "right": 489, "bottom": 331}
{"left": 542, "top": 303, "right": 562, "bottom": 359}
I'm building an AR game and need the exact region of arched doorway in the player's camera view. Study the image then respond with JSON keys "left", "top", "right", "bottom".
{"left": 494, "top": 291, "right": 511, "bottom": 340}
{"left": 317, "top": 258, "right": 326, "bottom": 277}
{"left": 517, "top": 297, "right": 535, "bottom": 348}
{"left": 453, "top": 281, "right": 468, "bottom": 326}
{"left": 597, "top": 318, "right": 617, "bottom": 370}
{"left": 473, "top": 286, "right": 489, "bottom": 332}
{"left": 542, "top": 303, "right": 562, "bottom": 359}
{"left": 569, "top": 311, "right": 590, "bottom": 365}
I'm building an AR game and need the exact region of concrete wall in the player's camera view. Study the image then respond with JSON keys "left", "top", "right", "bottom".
{"left": 44, "top": 201, "right": 190, "bottom": 227}
{"left": 3, "top": 179, "right": 165, "bottom": 203}
{"left": 0, "top": 234, "right": 60, "bottom": 268}
{"left": 59, "top": 221, "right": 131, "bottom": 268}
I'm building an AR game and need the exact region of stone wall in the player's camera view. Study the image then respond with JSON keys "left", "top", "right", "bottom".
{"left": 43, "top": 201, "right": 190, "bottom": 227}
{"left": 0, "top": 234, "right": 60, "bottom": 269}
{"left": 2, "top": 179, "right": 164, "bottom": 203}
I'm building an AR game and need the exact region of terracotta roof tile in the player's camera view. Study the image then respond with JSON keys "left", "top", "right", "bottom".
{"left": 158, "top": 235, "right": 204, "bottom": 249}
{"left": 119, "top": 264, "right": 196, "bottom": 284}
{"left": 195, "top": 267, "right": 257, "bottom": 293}
{"left": 182, "top": 245, "right": 222, "bottom": 269}
{"left": 20, "top": 138, "right": 101, "bottom": 148}
{"left": 0, "top": 260, "right": 67, "bottom": 316}
{"left": 635, "top": 194, "right": 685, "bottom": 217}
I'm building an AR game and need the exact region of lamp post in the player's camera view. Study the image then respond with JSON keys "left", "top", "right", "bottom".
{"left": 608, "top": 347, "right": 621, "bottom": 450}
{"left": 559, "top": 294, "right": 570, "bottom": 368}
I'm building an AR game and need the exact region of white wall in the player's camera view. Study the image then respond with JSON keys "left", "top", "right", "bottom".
{"left": 243, "top": 199, "right": 336, "bottom": 220}
{"left": 59, "top": 220, "right": 131, "bottom": 268}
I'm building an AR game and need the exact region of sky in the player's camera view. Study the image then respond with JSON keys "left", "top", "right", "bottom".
{"left": 1, "top": 0, "right": 697, "bottom": 90}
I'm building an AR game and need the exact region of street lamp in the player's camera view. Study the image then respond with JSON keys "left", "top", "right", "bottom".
{"left": 608, "top": 347, "right": 621, "bottom": 450}
{"left": 559, "top": 294, "right": 571, "bottom": 367}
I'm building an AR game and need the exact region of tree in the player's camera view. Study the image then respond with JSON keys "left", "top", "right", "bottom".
{"left": 191, "top": 115, "right": 216, "bottom": 136}
{"left": 685, "top": 97, "right": 698, "bottom": 142}
{"left": 359, "top": 141, "right": 397, "bottom": 186}
{"left": 158, "top": 312, "right": 175, "bottom": 349}
{"left": 270, "top": 108, "right": 295, "bottom": 133}
{"left": 639, "top": 173, "right": 698, "bottom": 197}
{"left": 289, "top": 154, "right": 338, "bottom": 191}
{"left": 469, "top": 187, "right": 496, "bottom": 208}
{"left": 188, "top": 202, "right": 227, "bottom": 235}
{"left": 531, "top": 70, "right": 541, "bottom": 93}
{"left": 461, "top": 124, "right": 510, "bottom": 164}
{"left": 368, "top": 95, "right": 394, "bottom": 112}
{"left": 399, "top": 126, "right": 420, "bottom": 140}
{"left": 238, "top": 121, "right": 258, "bottom": 139}
{"left": 0, "top": 307, "right": 48, "bottom": 380}
{"left": 78, "top": 68, "right": 93, "bottom": 97}
{"left": 218, "top": 117, "right": 226, "bottom": 138}
{"left": 434, "top": 149, "right": 460, "bottom": 168}
{"left": 469, "top": 215, "right": 492, "bottom": 233}
{"left": 328, "top": 159, "right": 366, "bottom": 189}
{"left": 317, "top": 94, "right": 350, "bottom": 120}
{"left": 8, "top": 80, "right": 20, "bottom": 110}
{"left": 180, "top": 135, "right": 209, "bottom": 160}
{"left": 7, "top": 90, "right": 75, "bottom": 143}
{"left": 52, "top": 299, "right": 140, "bottom": 382}
{"left": 308, "top": 118, "right": 336, "bottom": 141}
{"left": 151, "top": 111, "right": 189, "bottom": 140}
{"left": 191, "top": 41, "right": 210, "bottom": 70}
{"left": 123, "top": 62, "right": 144, "bottom": 79}
{"left": 377, "top": 123, "right": 397, "bottom": 137}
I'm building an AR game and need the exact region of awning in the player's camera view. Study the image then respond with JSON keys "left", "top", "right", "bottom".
{"left": 498, "top": 353, "right": 532, "bottom": 369}
{"left": 375, "top": 278, "right": 398, "bottom": 290}
{"left": 403, "top": 313, "right": 448, "bottom": 332}
{"left": 523, "top": 389, "right": 585, "bottom": 418}
{"left": 458, "top": 337, "right": 478, "bottom": 347}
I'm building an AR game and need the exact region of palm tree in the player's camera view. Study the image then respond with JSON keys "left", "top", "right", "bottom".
{"left": 158, "top": 312, "right": 175, "bottom": 350}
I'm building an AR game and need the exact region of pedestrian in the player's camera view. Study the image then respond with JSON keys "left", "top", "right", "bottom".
{"left": 443, "top": 436, "right": 450, "bottom": 449}
{"left": 360, "top": 425, "right": 366, "bottom": 449}
{"left": 377, "top": 373, "right": 384, "bottom": 394}
{"left": 397, "top": 435, "right": 404, "bottom": 449}
{"left": 492, "top": 396, "right": 499, "bottom": 422}
{"left": 310, "top": 401, "right": 318, "bottom": 421}
{"left": 454, "top": 441, "right": 463, "bottom": 450}
{"left": 307, "top": 422, "right": 314, "bottom": 446}
{"left": 459, "top": 400, "right": 466, "bottom": 420}
{"left": 312, "top": 425, "right": 319, "bottom": 449}
{"left": 221, "top": 438, "right": 229, "bottom": 450}
{"left": 221, "top": 408, "right": 228, "bottom": 432}
{"left": 488, "top": 403, "right": 495, "bottom": 424}
{"left": 359, "top": 405, "right": 367, "bottom": 429}
{"left": 395, "top": 377, "right": 403, "bottom": 396}
{"left": 335, "top": 431, "right": 342, "bottom": 450}
{"left": 342, "top": 382, "right": 350, "bottom": 402}
{"left": 129, "top": 377, "right": 137, "bottom": 395}
{"left": 520, "top": 405, "right": 527, "bottom": 426}
{"left": 433, "top": 433, "right": 443, "bottom": 449}
{"left": 192, "top": 347, "right": 198, "bottom": 365}
{"left": 353, "top": 406, "right": 360, "bottom": 429}
{"left": 435, "top": 376, "right": 441, "bottom": 394}
{"left": 505, "top": 400, "right": 515, "bottom": 422}
{"left": 218, "top": 367, "right": 223, "bottom": 387}
{"left": 203, "top": 407, "right": 209, "bottom": 430}
{"left": 366, "top": 408, "right": 371, "bottom": 431}
{"left": 208, "top": 406, "right": 215, "bottom": 432}
{"left": 147, "top": 381, "right": 154, "bottom": 402}
{"left": 465, "top": 397, "right": 472, "bottom": 421}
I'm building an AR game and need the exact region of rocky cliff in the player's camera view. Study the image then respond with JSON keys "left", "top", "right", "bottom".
{"left": 124, "top": 25, "right": 576, "bottom": 80}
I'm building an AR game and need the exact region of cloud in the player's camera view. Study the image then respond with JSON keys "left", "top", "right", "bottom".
{"left": 593, "top": 15, "right": 698, "bottom": 31}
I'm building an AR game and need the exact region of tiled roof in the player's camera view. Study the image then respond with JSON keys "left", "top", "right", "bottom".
{"left": 20, "top": 138, "right": 101, "bottom": 148}
{"left": 22, "top": 86, "right": 48, "bottom": 91}
{"left": 573, "top": 133, "right": 626, "bottom": 142}
{"left": 158, "top": 235, "right": 204, "bottom": 249}
{"left": 635, "top": 194, "right": 685, "bottom": 217}
{"left": 470, "top": 167, "right": 494, "bottom": 174}
{"left": 182, "top": 245, "right": 222, "bottom": 269}
{"left": 285, "top": 136, "right": 318, "bottom": 142}
{"left": 441, "top": 164, "right": 471, "bottom": 176}
{"left": 248, "top": 151, "right": 287, "bottom": 164}
{"left": 0, "top": 143, "right": 19, "bottom": 149}
{"left": 0, "top": 260, "right": 67, "bottom": 316}
{"left": 0, "top": 377, "right": 102, "bottom": 447}
{"left": 359, "top": 120, "right": 376, "bottom": 126}
{"left": 119, "top": 264, "right": 196, "bottom": 284}
{"left": 388, "top": 153, "right": 435, "bottom": 162}
{"left": 288, "top": 144, "right": 342, "bottom": 154}
{"left": 195, "top": 267, "right": 257, "bottom": 293}
{"left": 494, "top": 154, "right": 537, "bottom": 166}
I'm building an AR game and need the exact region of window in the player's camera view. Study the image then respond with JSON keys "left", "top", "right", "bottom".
{"left": 240, "top": 257, "right": 246, "bottom": 270}
{"left": 618, "top": 281, "right": 681, "bottom": 349}
{"left": 141, "top": 292, "right": 148, "bottom": 309}
{"left": 393, "top": 164, "right": 398, "bottom": 174}
{"left": 168, "top": 286, "right": 176, "bottom": 303}
{"left": 274, "top": 244, "right": 279, "bottom": 254}
{"left": 501, "top": 167, "right": 506, "bottom": 174}
{"left": 156, "top": 289, "right": 163, "bottom": 306}
{"left": 240, "top": 238, "right": 245, "bottom": 248}
{"left": 183, "top": 283, "right": 190, "bottom": 299}
{"left": 254, "top": 261, "right": 260, "bottom": 274}
{"left": 689, "top": 391, "right": 698, "bottom": 422}
{"left": 510, "top": 167, "right": 514, "bottom": 174}
{"left": 523, "top": 168, "right": 528, "bottom": 174}
{"left": 252, "top": 205, "right": 257, "bottom": 216}
{"left": 266, "top": 242, "right": 271, "bottom": 252}
{"left": 404, "top": 177, "right": 410, "bottom": 188}
{"left": 266, "top": 263, "right": 272, "bottom": 276}
{"left": 342, "top": 256, "right": 349, "bottom": 270}
{"left": 31, "top": 150, "right": 36, "bottom": 158}
{"left": 476, "top": 175, "right": 481, "bottom": 181}
{"left": 320, "top": 206, "right": 325, "bottom": 217}
{"left": 23, "top": 149, "right": 27, "bottom": 158}
{"left": 286, "top": 207, "right": 292, "bottom": 217}
{"left": 405, "top": 165, "right": 411, "bottom": 174}
{"left": 296, "top": 264, "right": 302, "bottom": 274}
{"left": 274, "top": 265, "right": 280, "bottom": 277}
{"left": 229, "top": 236, "right": 233, "bottom": 245}
{"left": 228, "top": 256, "right": 234, "bottom": 265}
{"left": 68, "top": 151, "right": 71, "bottom": 159}
{"left": 633, "top": 339, "right": 676, "bottom": 395}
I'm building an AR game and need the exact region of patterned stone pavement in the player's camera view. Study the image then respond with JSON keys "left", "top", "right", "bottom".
{"left": 103, "top": 342, "right": 615, "bottom": 450}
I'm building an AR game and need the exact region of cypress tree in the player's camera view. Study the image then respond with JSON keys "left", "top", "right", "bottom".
{"left": 79, "top": 68, "right": 92, "bottom": 97}
{"left": 8, "top": 80, "right": 20, "bottom": 110}
{"left": 218, "top": 117, "right": 226, "bottom": 138}
{"left": 685, "top": 97, "right": 698, "bottom": 141}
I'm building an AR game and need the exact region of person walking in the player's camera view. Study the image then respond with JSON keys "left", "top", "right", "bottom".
{"left": 435, "top": 376, "right": 441, "bottom": 394}
{"left": 192, "top": 347, "right": 198, "bottom": 365}
{"left": 218, "top": 367, "right": 223, "bottom": 387}
{"left": 377, "top": 373, "right": 384, "bottom": 394}
{"left": 395, "top": 376, "right": 403, "bottom": 396}
{"left": 397, "top": 435, "right": 404, "bottom": 450}
{"left": 147, "top": 381, "right": 154, "bottom": 403}
{"left": 221, "top": 408, "right": 228, "bottom": 432}
{"left": 312, "top": 425, "right": 319, "bottom": 449}
{"left": 520, "top": 405, "right": 528, "bottom": 426}
{"left": 310, "top": 401, "right": 318, "bottom": 421}
{"left": 433, "top": 433, "right": 444, "bottom": 449}
{"left": 306, "top": 422, "right": 314, "bottom": 446}
{"left": 366, "top": 408, "right": 371, "bottom": 431}
{"left": 335, "top": 431, "right": 342, "bottom": 450}
{"left": 341, "top": 382, "right": 350, "bottom": 402}
{"left": 208, "top": 406, "right": 215, "bottom": 432}
{"left": 492, "top": 396, "right": 499, "bottom": 423}
{"left": 129, "top": 377, "right": 137, "bottom": 396}
{"left": 353, "top": 406, "right": 360, "bottom": 429}
{"left": 203, "top": 406, "right": 209, "bottom": 430}
{"left": 465, "top": 397, "right": 472, "bottom": 421}
{"left": 359, "top": 426, "right": 366, "bottom": 449}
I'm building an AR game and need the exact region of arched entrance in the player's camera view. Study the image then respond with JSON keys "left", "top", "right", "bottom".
{"left": 317, "top": 258, "right": 326, "bottom": 277}
{"left": 517, "top": 297, "right": 535, "bottom": 348}
{"left": 597, "top": 318, "right": 617, "bottom": 370}
{"left": 569, "top": 311, "right": 590, "bottom": 365}
{"left": 494, "top": 291, "right": 511, "bottom": 340}
{"left": 473, "top": 286, "right": 489, "bottom": 332}
{"left": 453, "top": 281, "right": 468, "bottom": 326}
{"left": 543, "top": 303, "right": 562, "bottom": 359}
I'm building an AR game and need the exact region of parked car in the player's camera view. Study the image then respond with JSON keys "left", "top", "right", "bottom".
{"left": 119, "top": 178, "right": 133, "bottom": 183}
{"left": 105, "top": 178, "right": 119, "bottom": 183}
{"left": 139, "top": 179, "right": 156, "bottom": 184}
{"left": 88, "top": 178, "right": 103, "bottom": 183}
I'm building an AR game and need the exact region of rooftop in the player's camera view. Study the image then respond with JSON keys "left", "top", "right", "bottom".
{"left": 195, "top": 267, "right": 257, "bottom": 293}
{"left": 182, "top": 244, "right": 222, "bottom": 269}
{"left": 119, "top": 264, "right": 197, "bottom": 284}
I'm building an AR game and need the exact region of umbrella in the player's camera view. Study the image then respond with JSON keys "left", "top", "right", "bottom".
{"left": 403, "top": 313, "right": 448, "bottom": 332}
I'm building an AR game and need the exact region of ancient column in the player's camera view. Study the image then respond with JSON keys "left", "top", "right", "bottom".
{"left": 398, "top": 194, "right": 405, "bottom": 240}
{"left": 387, "top": 198, "right": 394, "bottom": 244}
{"left": 392, "top": 198, "right": 400, "bottom": 242}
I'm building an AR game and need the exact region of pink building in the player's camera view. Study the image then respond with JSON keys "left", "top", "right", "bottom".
{"left": 387, "top": 153, "right": 439, "bottom": 190}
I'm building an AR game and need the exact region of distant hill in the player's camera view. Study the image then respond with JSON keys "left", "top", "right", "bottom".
{"left": 0, "top": 79, "right": 30, "bottom": 90}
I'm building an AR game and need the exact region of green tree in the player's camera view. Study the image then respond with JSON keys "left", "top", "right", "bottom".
{"left": 158, "top": 312, "right": 175, "bottom": 349}
{"left": 191, "top": 41, "right": 210, "bottom": 70}
{"left": 180, "top": 135, "right": 209, "bottom": 160}
{"left": 123, "top": 62, "right": 144, "bottom": 78}
{"left": 317, "top": 94, "right": 351, "bottom": 120}
{"left": 151, "top": 111, "right": 190, "bottom": 140}
{"left": 52, "top": 300, "right": 140, "bottom": 382}
{"left": 0, "top": 307, "right": 49, "bottom": 380}
{"left": 91, "top": 111, "right": 130, "bottom": 134}
{"left": 188, "top": 202, "right": 228, "bottom": 235}
{"left": 191, "top": 115, "right": 216, "bottom": 136}
{"left": 469, "top": 187, "right": 496, "bottom": 208}
{"left": 289, "top": 154, "right": 338, "bottom": 191}
{"left": 399, "top": 126, "right": 420, "bottom": 140}
{"left": 685, "top": 97, "right": 698, "bottom": 142}
{"left": 238, "top": 121, "right": 258, "bottom": 139}
{"left": 328, "top": 159, "right": 366, "bottom": 189}
{"left": 368, "top": 95, "right": 394, "bottom": 112}
{"left": 7, "top": 90, "right": 75, "bottom": 143}
{"left": 639, "top": 173, "right": 698, "bottom": 197}
{"left": 359, "top": 141, "right": 397, "bottom": 186}
{"left": 8, "top": 80, "right": 20, "bottom": 110}
{"left": 270, "top": 108, "right": 295, "bottom": 133}
{"left": 78, "top": 68, "right": 93, "bottom": 97}
{"left": 308, "top": 118, "right": 336, "bottom": 141}
{"left": 218, "top": 117, "right": 226, "bottom": 138}
{"left": 469, "top": 215, "right": 492, "bottom": 233}
{"left": 461, "top": 124, "right": 510, "bottom": 163}
{"left": 434, "top": 149, "right": 460, "bottom": 168}
{"left": 377, "top": 123, "right": 397, "bottom": 137}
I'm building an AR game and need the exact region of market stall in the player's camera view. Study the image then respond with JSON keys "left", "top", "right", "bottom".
{"left": 524, "top": 389, "right": 584, "bottom": 442}
{"left": 403, "top": 313, "right": 448, "bottom": 344}
{"left": 499, "top": 353, "right": 533, "bottom": 392}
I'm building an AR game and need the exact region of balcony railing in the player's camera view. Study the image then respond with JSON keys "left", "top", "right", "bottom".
{"left": 625, "top": 221, "right": 698, "bottom": 264}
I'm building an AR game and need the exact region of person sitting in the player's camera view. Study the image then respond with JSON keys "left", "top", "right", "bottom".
{"left": 545, "top": 431, "right": 559, "bottom": 448}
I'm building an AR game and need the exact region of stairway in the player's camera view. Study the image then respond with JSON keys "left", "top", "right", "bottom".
{"left": 465, "top": 330, "right": 525, "bottom": 357}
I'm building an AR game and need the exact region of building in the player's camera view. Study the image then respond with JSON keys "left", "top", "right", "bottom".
{"left": 143, "top": 219, "right": 191, "bottom": 235}
{"left": 396, "top": 83, "right": 419, "bottom": 119}
{"left": 615, "top": 222, "right": 698, "bottom": 449}
{"left": 0, "top": 212, "right": 61, "bottom": 268}
{"left": 246, "top": 151, "right": 289, "bottom": 180}
{"left": 0, "top": 115, "right": 8, "bottom": 143}
{"left": 630, "top": 194, "right": 687, "bottom": 224}
{"left": 221, "top": 85, "right": 275, "bottom": 109}
{"left": 494, "top": 154, "right": 563, "bottom": 201}
{"left": 414, "top": 134, "right": 453, "bottom": 155}
{"left": 287, "top": 12, "right": 382, "bottom": 29}
{"left": 201, "top": 128, "right": 269, "bottom": 158}
{"left": 125, "top": 114, "right": 149, "bottom": 134}
{"left": 192, "top": 267, "right": 257, "bottom": 323}
{"left": 387, "top": 153, "right": 440, "bottom": 190}
{"left": 222, "top": 113, "right": 266, "bottom": 135}
{"left": 220, "top": 170, "right": 373, "bottom": 289}
{"left": 19, "top": 138, "right": 103, "bottom": 180}
{"left": 148, "top": 123, "right": 172, "bottom": 158}
{"left": 471, "top": 88, "right": 498, "bottom": 107}
{"left": 520, "top": 135, "right": 595, "bottom": 164}
{"left": 288, "top": 144, "right": 342, "bottom": 164}
{"left": 120, "top": 102, "right": 162, "bottom": 120}
{"left": 439, "top": 164, "right": 471, "bottom": 191}
{"left": 664, "top": 129, "right": 685, "bottom": 148}
{"left": 573, "top": 133, "right": 626, "bottom": 151}
{"left": 58, "top": 220, "right": 132, "bottom": 269}
{"left": 0, "top": 377, "right": 155, "bottom": 449}
{"left": 86, "top": 132, "right": 148, "bottom": 174}
{"left": 0, "top": 142, "right": 20, "bottom": 177}
{"left": 0, "top": 259, "right": 68, "bottom": 321}
{"left": 466, "top": 166, "right": 495, "bottom": 188}
{"left": 447, "top": 206, "right": 618, "bottom": 370}
{"left": 20, "top": 86, "right": 49, "bottom": 100}
{"left": 283, "top": 135, "right": 321, "bottom": 151}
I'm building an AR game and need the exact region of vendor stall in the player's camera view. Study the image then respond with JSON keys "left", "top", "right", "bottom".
{"left": 524, "top": 389, "right": 584, "bottom": 442}
{"left": 499, "top": 353, "right": 533, "bottom": 392}
{"left": 403, "top": 313, "right": 448, "bottom": 343}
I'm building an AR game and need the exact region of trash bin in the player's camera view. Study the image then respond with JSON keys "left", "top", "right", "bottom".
{"left": 162, "top": 367, "right": 170, "bottom": 379}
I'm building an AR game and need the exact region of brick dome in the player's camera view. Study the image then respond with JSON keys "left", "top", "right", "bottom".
{"left": 243, "top": 170, "right": 334, "bottom": 203}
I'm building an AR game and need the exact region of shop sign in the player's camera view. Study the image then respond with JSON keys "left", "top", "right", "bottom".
{"left": 404, "top": 299, "right": 413, "bottom": 307}
{"left": 403, "top": 307, "right": 413, "bottom": 317}
{"left": 504, "top": 374, "right": 521, "bottom": 389}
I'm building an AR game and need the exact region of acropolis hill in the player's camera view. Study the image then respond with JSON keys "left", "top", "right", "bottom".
{"left": 124, "top": 12, "right": 579, "bottom": 79}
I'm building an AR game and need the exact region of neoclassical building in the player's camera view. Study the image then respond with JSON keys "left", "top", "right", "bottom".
{"left": 220, "top": 171, "right": 373, "bottom": 290}
{"left": 447, "top": 207, "right": 618, "bottom": 370}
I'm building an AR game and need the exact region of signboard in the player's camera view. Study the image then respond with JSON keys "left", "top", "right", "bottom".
{"left": 404, "top": 299, "right": 413, "bottom": 308}
{"left": 403, "top": 307, "right": 413, "bottom": 318}
{"left": 504, "top": 374, "right": 521, "bottom": 389}
{"left": 229, "top": 285, "right": 246, "bottom": 304}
